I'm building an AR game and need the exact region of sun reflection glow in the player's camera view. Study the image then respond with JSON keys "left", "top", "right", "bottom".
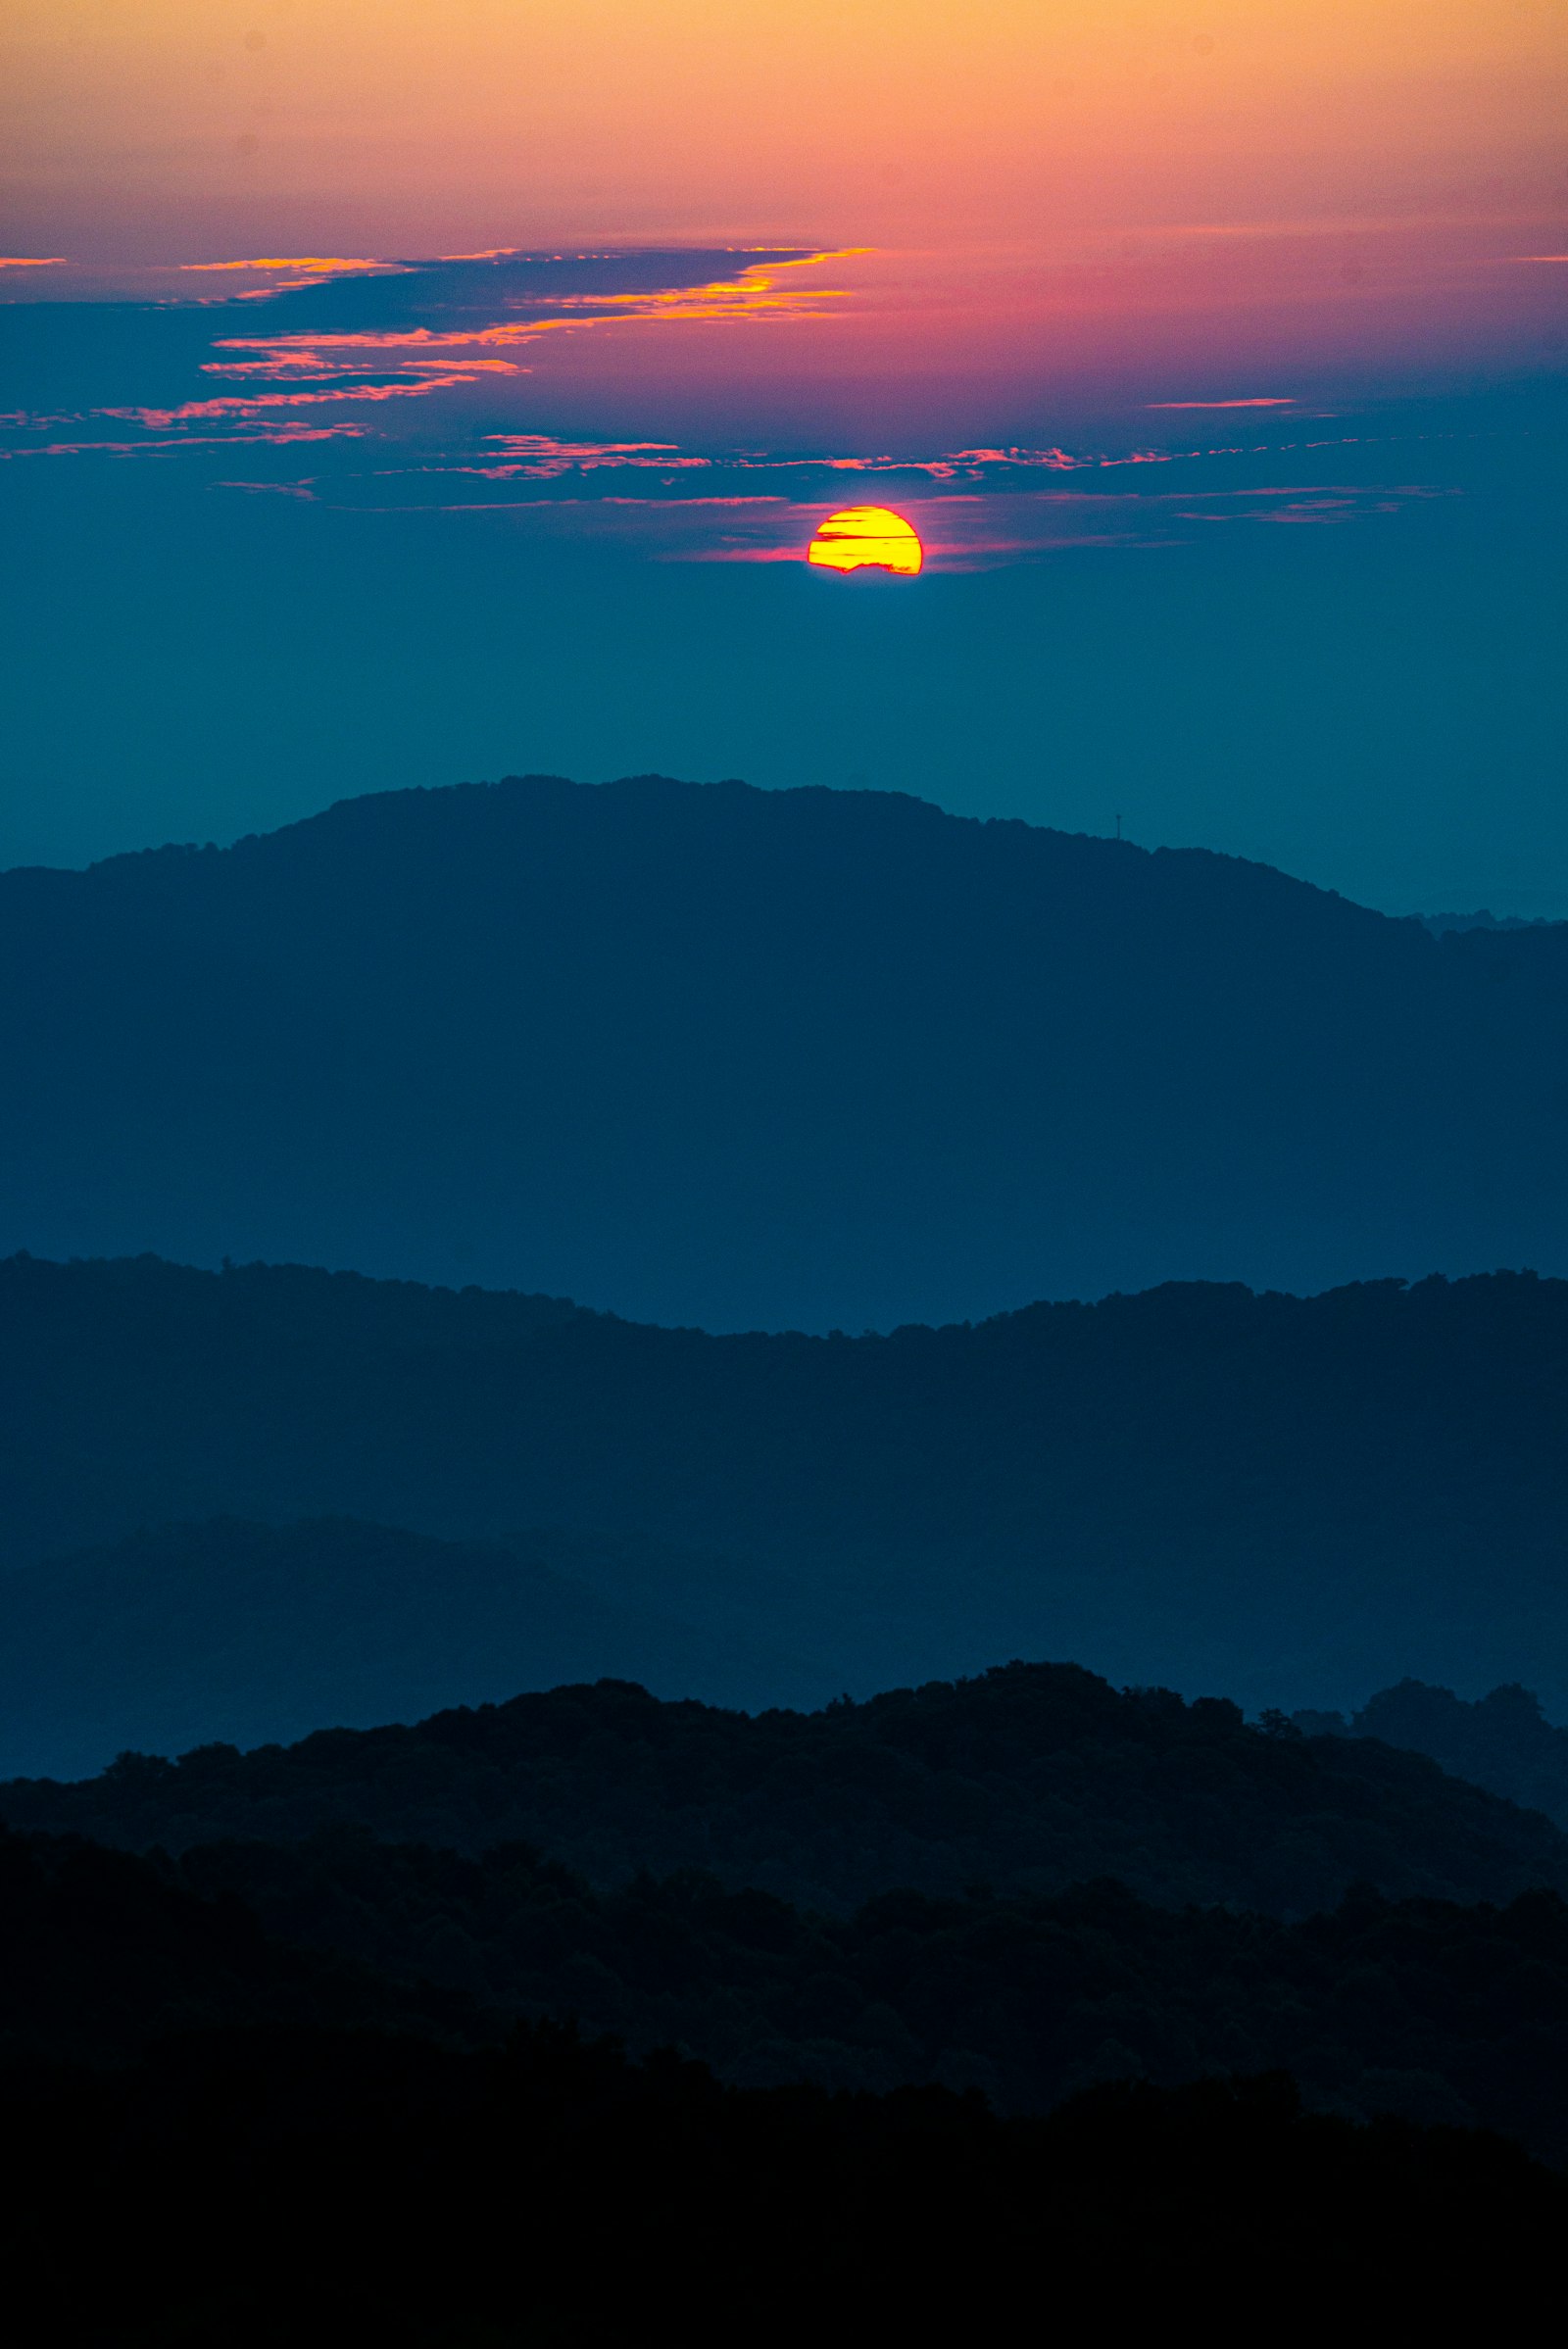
{"left": 808, "top": 506, "right": 923, "bottom": 575}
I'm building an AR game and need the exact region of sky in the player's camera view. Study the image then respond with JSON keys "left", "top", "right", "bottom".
{"left": 2, "top": 1, "right": 1566, "bottom": 911}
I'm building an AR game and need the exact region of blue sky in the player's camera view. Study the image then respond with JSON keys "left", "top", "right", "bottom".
{"left": 2, "top": 239, "right": 1564, "bottom": 914}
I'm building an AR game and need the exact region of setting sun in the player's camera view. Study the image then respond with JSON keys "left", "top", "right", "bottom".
{"left": 808, "top": 507, "right": 923, "bottom": 576}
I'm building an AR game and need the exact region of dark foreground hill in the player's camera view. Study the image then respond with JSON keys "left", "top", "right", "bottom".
{"left": 0, "top": 1823, "right": 1558, "bottom": 2339}
{"left": 6, "top": 1811, "right": 1568, "bottom": 2170}
{"left": 5, "top": 1252, "right": 1568, "bottom": 1714}
{"left": 3, "top": 773, "right": 1565, "bottom": 1331}
{"left": 12, "top": 2026, "right": 1555, "bottom": 2339}
{"left": 182, "top": 1836, "right": 1568, "bottom": 2161}
{"left": 0, "top": 1823, "right": 478, "bottom": 2068}
{"left": 10, "top": 1665, "right": 1568, "bottom": 1920}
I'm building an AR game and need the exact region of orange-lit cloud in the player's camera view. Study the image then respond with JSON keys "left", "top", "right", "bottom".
{"left": 180, "top": 257, "right": 399, "bottom": 274}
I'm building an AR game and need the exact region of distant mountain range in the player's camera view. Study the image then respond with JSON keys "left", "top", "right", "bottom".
{"left": 3, "top": 774, "right": 1565, "bottom": 1331}
{"left": 3, "top": 1253, "right": 1567, "bottom": 1734}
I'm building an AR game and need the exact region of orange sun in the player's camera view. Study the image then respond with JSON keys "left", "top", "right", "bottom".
{"left": 808, "top": 506, "right": 923, "bottom": 575}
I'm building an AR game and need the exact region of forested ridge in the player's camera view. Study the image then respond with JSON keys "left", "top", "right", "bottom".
{"left": 20, "top": 1650, "right": 1567, "bottom": 2324}
{"left": 1298, "top": 1680, "right": 1568, "bottom": 1832}
{"left": 173, "top": 1828, "right": 1568, "bottom": 2161}
{"left": 8, "top": 1665, "right": 1568, "bottom": 1919}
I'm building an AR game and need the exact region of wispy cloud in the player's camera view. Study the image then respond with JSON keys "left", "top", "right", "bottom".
{"left": 0, "top": 247, "right": 861, "bottom": 469}
{"left": 180, "top": 258, "right": 402, "bottom": 275}
{"left": 103, "top": 376, "right": 475, "bottom": 429}
{"left": 1147, "top": 398, "right": 1295, "bottom": 410}
{"left": 212, "top": 478, "right": 319, "bottom": 499}
{"left": 0, "top": 424, "right": 365, "bottom": 461}
{"left": 0, "top": 241, "right": 1457, "bottom": 567}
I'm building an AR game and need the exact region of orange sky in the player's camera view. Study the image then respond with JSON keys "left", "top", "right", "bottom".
{"left": 4, "top": 1, "right": 1565, "bottom": 264}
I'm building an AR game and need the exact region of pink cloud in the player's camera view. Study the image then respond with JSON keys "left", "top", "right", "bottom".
{"left": 103, "top": 376, "right": 470, "bottom": 428}
{"left": 1147, "top": 398, "right": 1295, "bottom": 409}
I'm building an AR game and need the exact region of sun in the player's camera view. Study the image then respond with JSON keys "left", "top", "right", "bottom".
{"left": 808, "top": 507, "right": 923, "bottom": 576}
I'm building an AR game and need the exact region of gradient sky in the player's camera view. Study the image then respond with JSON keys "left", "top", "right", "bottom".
{"left": 3, "top": 2, "right": 1565, "bottom": 909}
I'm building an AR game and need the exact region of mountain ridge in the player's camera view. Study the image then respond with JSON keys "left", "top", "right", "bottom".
{"left": 9, "top": 1659, "right": 1568, "bottom": 1923}
{"left": 5, "top": 1251, "right": 1568, "bottom": 1717}
{"left": 4, "top": 772, "right": 1565, "bottom": 1331}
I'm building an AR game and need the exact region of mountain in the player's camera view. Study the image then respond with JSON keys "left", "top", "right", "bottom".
{"left": 3, "top": 774, "right": 1566, "bottom": 1333}
{"left": 1296, "top": 1681, "right": 1568, "bottom": 1831}
{"left": 4, "top": 1252, "right": 1568, "bottom": 1716}
{"left": 9, "top": 1663, "right": 1568, "bottom": 1921}
{"left": 175, "top": 1835, "right": 1568, "bottom": 2161}
{"left": 0, "top": 1517, "right": 822, "bottom": 1782}
{"left": 9, "top": 1812, "right": 1568, "bottom": 2162}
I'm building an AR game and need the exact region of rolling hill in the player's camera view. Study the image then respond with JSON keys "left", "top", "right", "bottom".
{"left": 8, "top": 1662, "right": 1568, "bottom": 1923}
{"left": 3, "top": 1252, "right": 1567, "bottom": 1720}
{"left": 3, "top": 773, "right": 1565, "bottom": 1332}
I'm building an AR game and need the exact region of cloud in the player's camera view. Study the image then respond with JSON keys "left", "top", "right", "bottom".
{"left": 212, "top": 479, "right": 318, "bottom": 499}
{"left": 227, "top": 247, "right": 825, "bottom": 342}
{"left": 102, "top": 375, "right": 474, "bottom": 429}
{"left": 0, "top": 247, "right": 849, "bottom": 466}
{"left": 0, "top": 424, "right": 365, "bottom": 461}
{"left": 180, "top": 258, "right": 402, "bottom": 275}
{"left": 0, "top": 241, "right": 1450, "bottom": 570}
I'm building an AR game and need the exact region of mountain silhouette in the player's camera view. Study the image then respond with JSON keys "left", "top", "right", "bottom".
{"left": 11, "top": 1663, "right": 1568, "bottom": 1922}
{"left": 1296, "top": 1680, "right": 1568, "bottom": 1831}
{"left": 0, "top": 1517, "right": 821, "bottom": 1781}
{"left": 2, "top": 774, "right": 1564, "bottom": 1331}
{"left": 4, "top": 1253, "right": 1568, "bottom": 1725}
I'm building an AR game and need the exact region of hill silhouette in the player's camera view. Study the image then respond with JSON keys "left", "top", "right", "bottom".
{"left": 3, "top": 774, "right": 1565, "bottom": 1332}
{"left": 14, "top": 2022, "right": 1556, "bottom": 2337}
{"left": 9, "top": 1664, "right": 1568, "bottom": 1921}
{"left": 0, "top": 1823, "right": 480, "bottom": 2067}
{"left": 0, "top": 1517, "right": 818, "bottom": 1781}
{"left": 1297, "top": 1680, "right": 1568, "bottom": 1831}
{"left": 7, "top": 1815, "right": 1568, "bottom": 2165}
{"left": 176, "top": 1835, "right": 1568, "bottom": 2161}
{"left": 4, "top": 1252, "right": 1568, "bottom": 1715}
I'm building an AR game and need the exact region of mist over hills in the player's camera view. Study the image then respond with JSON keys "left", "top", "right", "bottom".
{"left": 4, "top": 1253, "right": 1568, "bottom": 1725}
{"left": 0, "top": 1518, "right": 819, "bottom": 1782}
{"left": 3, "top": 774, "right": 1566, "bottom": 1332}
